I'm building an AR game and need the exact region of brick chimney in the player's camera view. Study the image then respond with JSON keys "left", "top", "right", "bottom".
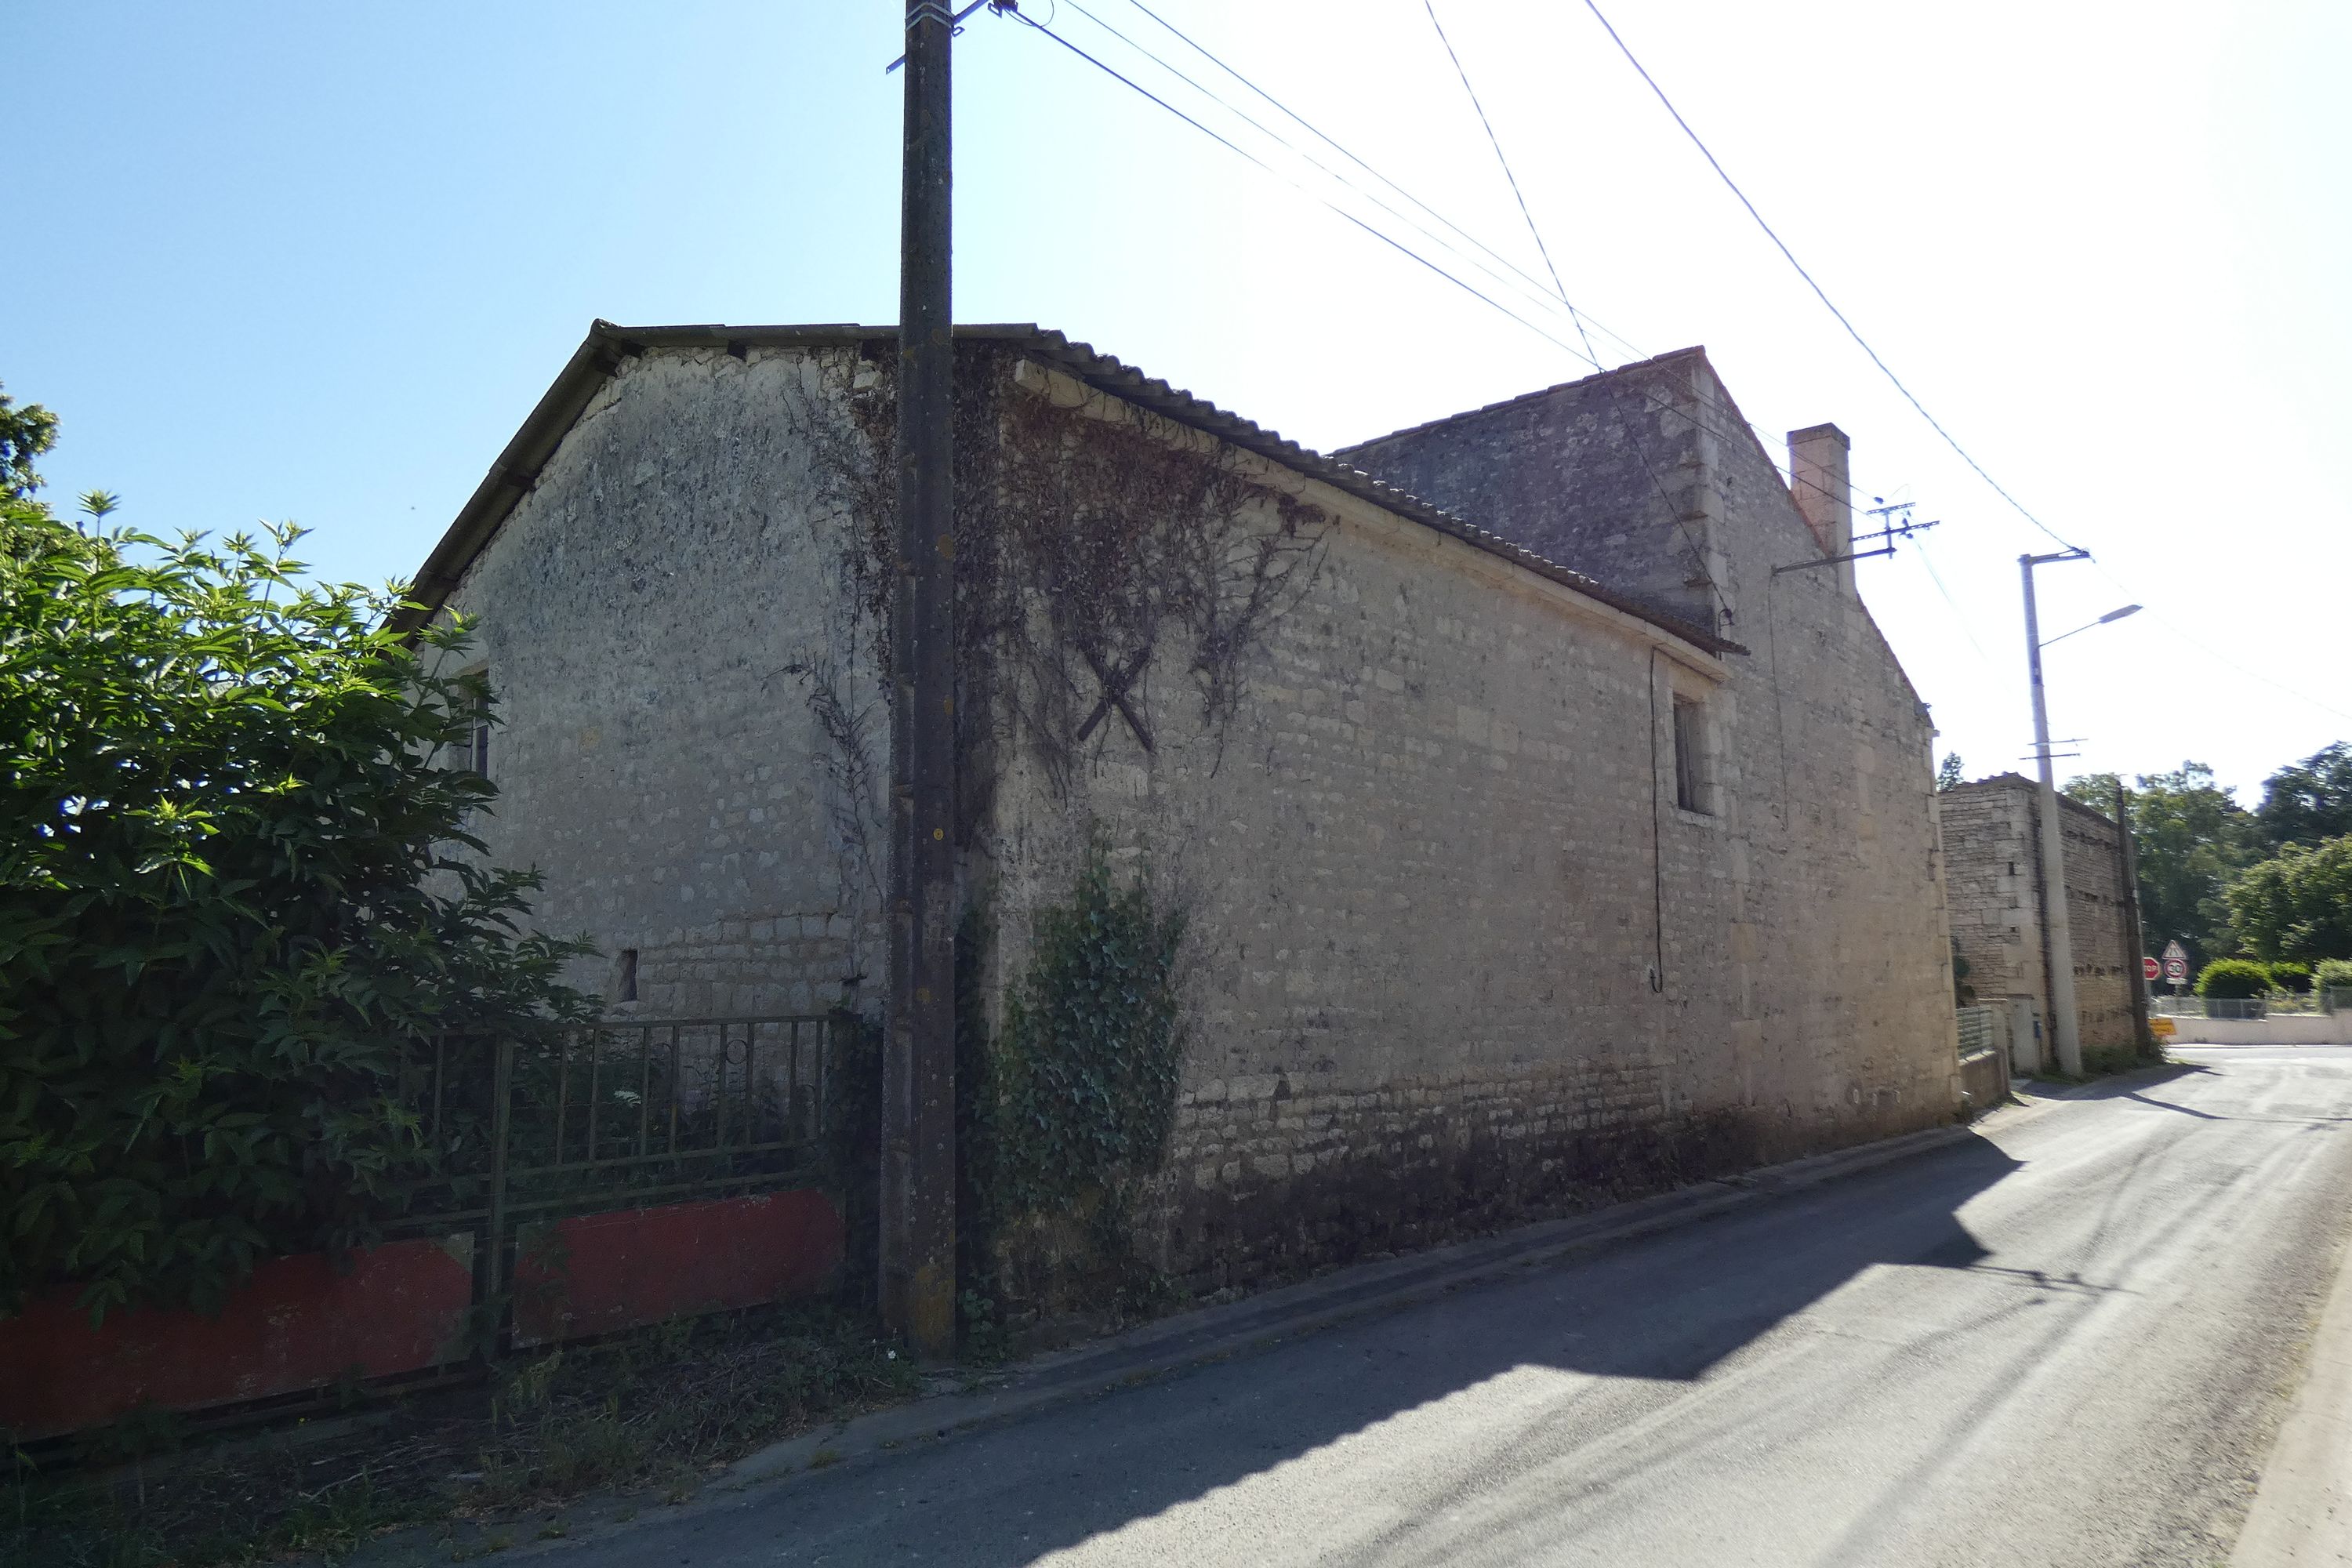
{"left": 1788, "top": 423, "right": 1853, "bottom": 593}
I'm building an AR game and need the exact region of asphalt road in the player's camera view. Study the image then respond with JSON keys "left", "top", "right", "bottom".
{"left": 535, "top": 1047, "right": 2352, "bottom": 1566}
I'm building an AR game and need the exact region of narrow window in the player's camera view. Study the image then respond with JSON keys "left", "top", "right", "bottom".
{"left": 1671, "top": 694, "right": 1708, "bottom": 814}
{"left": 618, "top": 949, "right": 639, "bottom": 1004}
{"left": 448, "top": 670, "right": 491, "bottom": 779}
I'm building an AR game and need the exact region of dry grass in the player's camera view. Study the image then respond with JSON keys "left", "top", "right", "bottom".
{"left": 5, "top": 1302, "right": 922, "bottom": 1567}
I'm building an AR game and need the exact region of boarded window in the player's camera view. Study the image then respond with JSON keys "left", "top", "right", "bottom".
{"left": 1671, "top": 695, "right": 1708, "bottom": 815}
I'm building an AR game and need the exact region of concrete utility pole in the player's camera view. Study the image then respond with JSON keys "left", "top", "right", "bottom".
{"left": 882, "top": 0, "right": 958, "bottom": 1357}
{"left": 2020, "top": 549, "right": 2087, "bottom": 1076}
{"left": 2115, "top": 780, "right": 2154, "bottom": 1054}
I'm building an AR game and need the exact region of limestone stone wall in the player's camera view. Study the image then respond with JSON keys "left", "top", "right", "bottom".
{"left": 434, "top": 333, "right": 1959, "bottom": 1301}
{"left": 987, "top": 351, "right": 1958, "bottom": 1292}
{"left": 434, "top": 344, "right": 893, "bottom": 1022}
{"left": 1940, "top": 775, "right": 2138, "bottom": 1066}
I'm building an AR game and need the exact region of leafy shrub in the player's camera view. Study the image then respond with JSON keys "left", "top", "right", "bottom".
{"left": 2194, "top": 958, "right": 2272, "bottom": 1000}
{"left": 2269, "top": 960, "right": 2314, "bottom": 994}
{"left": 2318, "top": 958, "right": 2352, "bottom": 992}
{"left": 991, "top": 844, "right": 1187, "bottom": 1217}
{"left": 0, "top": 504, "right": 593, "bottom": 1320}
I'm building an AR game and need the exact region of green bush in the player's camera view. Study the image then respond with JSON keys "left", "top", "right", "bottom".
{"left": 2318, "top": 958, "right": 2352, "bottom": 992}
{"left": 2269, "top": 960, "right": 2314, "bottom": 994}
{"left": 0, "top": 503, "right": 593, "bottom": 1322}
{"left": 991, "top": 844, "right": 1187, "bottom": 1218}
{"left": 2194, "top": 958, "right": 2272, "bottom": 1000}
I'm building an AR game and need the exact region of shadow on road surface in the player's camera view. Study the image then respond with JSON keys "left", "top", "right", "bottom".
{"left": 508, "top": 1133, "right": 2028, "bottom": 1566}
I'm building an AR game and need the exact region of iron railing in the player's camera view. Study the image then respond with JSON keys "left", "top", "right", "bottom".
{"left": 391, "top": 1014, "right": 851, "bottom": 1335}
{"left": 2153, "top": 996, "right": 2273, "bottom": 1020}
{"left": 1956, "top": 1004, "right": 2004, "bottom": 1059}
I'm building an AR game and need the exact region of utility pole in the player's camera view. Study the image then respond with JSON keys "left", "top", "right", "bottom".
{"left": 2020, "top": 549, "right": 2088, "bottom": 1076}
{"left": 882, "top": 0, "right": 957, "bottom": 1357}
{"left": 2114, "top": 779, "right": 2153, "bottom": 1056}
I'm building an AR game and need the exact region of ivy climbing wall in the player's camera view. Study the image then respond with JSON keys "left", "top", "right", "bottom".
{"left": 426, "top": 326, "right": 1959, "bottom": 1317}
{"left": 979, "top": 351, "right": 1958, "bottom": 1298}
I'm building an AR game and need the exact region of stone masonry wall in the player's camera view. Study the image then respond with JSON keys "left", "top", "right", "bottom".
{"left": 1339, "top": 357, "right": 1722, "bottom": 633}
{"left": 1940, "top": 775, "right": 2137, "bottom": 1066}
{"left": 987, "top": 352, "right": 1958, "bottom": 1294}
{"left": 436, "top": 346, "right": 892, "bottom": 1022}
{"left": 434, "top": 337, "right": 1958, "bottom": 1302}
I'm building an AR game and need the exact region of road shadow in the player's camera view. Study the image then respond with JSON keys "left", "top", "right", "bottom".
{"left": 515, "top": 1133, "right": 2025, "bottom": 1566}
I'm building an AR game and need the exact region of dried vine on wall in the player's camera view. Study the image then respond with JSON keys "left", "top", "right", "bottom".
{"left": 979, "top": 386, "right": 1327, "bottom": 791}
{"left": 790, "top": 345, "right": 1329, "bottom": 802}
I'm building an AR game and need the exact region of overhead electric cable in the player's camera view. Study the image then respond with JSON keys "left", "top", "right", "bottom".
{"left": 1577, "top": 0, "right": 2081, "bottom": 554}
{"left": 2083, "top": 560, "right": 2352, "bottom": 724}
{"left": 1054, "top": 0, "right": 1618, "bottom": 343}
{"left": 996, "top": 5, "right": 1878, "bottom": 521}
{"left": 1909, "top": 534, "right": 1994, "bottom": 668}
{"left": 1109, "top": 0, "right": 1647, "bottom": 360}
{"left": 1419, "top": 0, "right": 1729, "bottom": 624}
{"left": 1004, "top": 9, "right": 1607, "bottom": 371}
{"left": 1421, "top": 1, "right": 1576, "bottom": 330}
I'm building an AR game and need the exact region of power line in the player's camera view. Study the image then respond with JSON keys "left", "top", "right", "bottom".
{"left": 1009, "top": 3, "right": 2351, "bottom": 737}
{"left": 2084, "top": 557, "right": 2352, "bottom": 724}
{"left": 1419, "top": 0, "right": 1730, "bottom": 626}
{"left": 1105, "top": 0, "right": 1649, "bottom": 360}
{"left": 1003, "top": 9, "right": 1615, "bottom": 373}
{"left": 1051, "top": 0, "right": 1616, "bottom": 350}
{"left": 1909, "top": 532, "right": 1994, "bottom": 669}
{"left": 1016, "top": 7, "right": 1824, "bottom": 481}
{"left": 998, "top": 5, "right": 1897, "bottom": 553}
{"left": 1420, "top": 1, "right": 1576, "bottom": 329}
{"left": 1577, "top": 0, "right": 2082, "bottom": 556}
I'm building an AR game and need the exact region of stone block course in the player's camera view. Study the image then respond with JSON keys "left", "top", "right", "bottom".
{"left": 433, "top": 332, "right": 1960, "bottom": 1299}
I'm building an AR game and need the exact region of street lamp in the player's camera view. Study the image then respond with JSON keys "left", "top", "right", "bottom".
{"left": 2019, "top": 550, "right": 2137, "bottom": 1076}
{"left": 2042, "top": 603, "right": 2142, "bottom": 648}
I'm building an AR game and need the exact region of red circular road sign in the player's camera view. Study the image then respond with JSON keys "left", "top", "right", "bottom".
{"left": 2143, "top": 956, "right": 2161, "bottom": 982}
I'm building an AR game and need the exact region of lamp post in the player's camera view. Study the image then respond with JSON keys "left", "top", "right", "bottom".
{"left": 2020, "top": 546, "right": 2138, "bottom": 1076}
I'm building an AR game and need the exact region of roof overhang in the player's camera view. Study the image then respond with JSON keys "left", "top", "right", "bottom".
{"left": 392, "top": 321, "right": 1745, "bottom": 659}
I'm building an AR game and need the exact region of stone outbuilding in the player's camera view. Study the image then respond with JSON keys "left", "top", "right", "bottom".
{"left": 1940, "top": 774, "right": 2146, "bottom": 1072}
{"left": 402, "top": 321, "right": 1961, "bottom": 1301}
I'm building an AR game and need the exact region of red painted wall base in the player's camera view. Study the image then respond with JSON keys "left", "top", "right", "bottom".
{"left": 0, "top": 1235, "right": 476, "bottom": 1442}
{"left": 511, "top": 1190, "right": 844, "bottom": 1347}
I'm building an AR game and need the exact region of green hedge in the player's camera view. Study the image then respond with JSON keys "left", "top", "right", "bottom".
{"left": 2194, "top": 958, "right": 2272, "bottom": 1000}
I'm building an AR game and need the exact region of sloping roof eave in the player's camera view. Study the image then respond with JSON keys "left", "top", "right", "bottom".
{"left": 391, "top": 321, "right": 1744, "bottom": 659}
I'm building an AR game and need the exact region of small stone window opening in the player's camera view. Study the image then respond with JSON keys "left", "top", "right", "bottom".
{"left": 445, "top": 673, "right": 492, "bottom": 829}
{"left": 1671, "top": 694, "right": 1710, "bottom": 815}
{"left": 618, "top": 949, "right": 639, "bottom": 1004}
{"left": 446, "top": 671, "right": 491, "bottom": 779}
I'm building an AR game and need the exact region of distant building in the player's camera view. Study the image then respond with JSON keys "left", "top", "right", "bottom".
{"left": 1940, "top": 775, "right": 2143, "bottom": 1070}
{"left": 405, "top": 321, "right": 1962, "bottom": 1299}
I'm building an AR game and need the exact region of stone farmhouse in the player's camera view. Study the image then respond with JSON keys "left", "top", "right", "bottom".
{"left": 1940, "top": 774, "right": 2145, "bottom": 1072}
{"left": 401, "top": 321, "right": 1960, "bottom": 1297}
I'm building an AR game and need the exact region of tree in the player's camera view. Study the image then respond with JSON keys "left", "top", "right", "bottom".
{"left": 0, "top": 382, "right": 60, "bottom": 500}
{"left": 2256, "top": 743, "right": 2352, "bottom": 850}
{"left": 1936, "top": 753, "right": 1965, "bottom": 791}
{"left": 0, "top": 488, "right": 593, "bottom": 1320}
{"left": 2069, "top": 762, "right": 2259, "bottom": 965}
{"left": 2060, "top": 771, "right": 2120, "bottom": 813}
{"left": 2225, "top": 837, "right": 2352, "bottom": 963}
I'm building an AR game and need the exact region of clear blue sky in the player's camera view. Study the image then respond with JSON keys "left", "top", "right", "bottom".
{"left": 9, "top": 1, "right": 2347, "bottom": 798}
